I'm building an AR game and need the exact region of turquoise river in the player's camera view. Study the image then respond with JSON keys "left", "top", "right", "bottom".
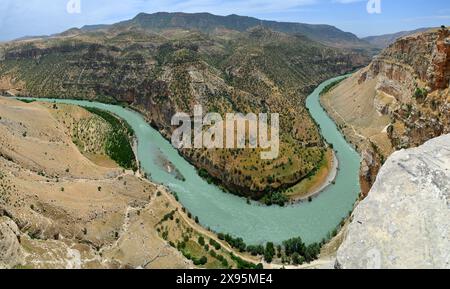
{"left": 17, "top": 75, "right": 360, "bottom": 245}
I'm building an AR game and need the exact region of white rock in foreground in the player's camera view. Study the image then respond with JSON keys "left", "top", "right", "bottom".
{"left": 336, "top": 134, "right": 450, "bottom": 269}
{"left": 0, "top": 216, "right": 24, "bottom": 269}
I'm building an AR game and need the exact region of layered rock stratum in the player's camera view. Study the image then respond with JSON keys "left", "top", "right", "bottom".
{"left": 322, "top": 27, "right": 449, "bottom": 196}
{"left": 336, "top": 134, "right": 450, "bottom": 269}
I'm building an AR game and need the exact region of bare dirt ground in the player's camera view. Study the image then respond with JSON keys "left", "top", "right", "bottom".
{"left": 0, "top": 96, "right": 338, "bottom": 269}
{"left": 0, "top": 97, "right": 191, "bottom": 269}
{"left": 321, "top": 70, "right": 393, "bottom": 156}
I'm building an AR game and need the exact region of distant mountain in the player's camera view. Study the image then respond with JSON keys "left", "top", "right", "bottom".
{"left": 82, "top": 12, "right": 370, "bottom": 49}
{"left": 363, "top": 28, "right": 433, "bottom": 49}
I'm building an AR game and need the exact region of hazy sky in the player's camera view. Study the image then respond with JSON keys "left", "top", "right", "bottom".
{"left": 0, "top": 0, "right": 448, "bottom": 41}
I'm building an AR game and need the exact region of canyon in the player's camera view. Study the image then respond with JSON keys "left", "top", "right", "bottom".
{"left": 0, "top": 13, "right": 448, "bottom": 269}
{"left": 0, "top": 13, "right": 370, "bottom": 203}
{"left": 322, "top": 26, "right": 449, "bottom": 196}
{"left": 321, "top": 27, "right": 449, "bottom": 269}
{"left": 0, "top": 97, "right": 268, "bottom": 269}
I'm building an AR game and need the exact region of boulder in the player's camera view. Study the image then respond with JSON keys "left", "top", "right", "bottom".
{"left": 337, "top": 134, "right": 450, "bottom": 269}
{"left": 0, "top": 216, "right": 24, "bottom": 268}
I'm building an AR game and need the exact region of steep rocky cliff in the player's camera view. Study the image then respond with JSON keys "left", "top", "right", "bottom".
{"left": 336, "top": 134, "right": 450, "bottom": 269}
{"left": 322, "top": 27, "right": 449, "bottom": 196}
{"left": 0, "top": 215, "right": 24, "bottom": 269}
{"left": 362, "top": 28, "right": 432, "bottom": 49}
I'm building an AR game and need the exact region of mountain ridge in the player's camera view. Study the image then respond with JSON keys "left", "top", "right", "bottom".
{"left": 76, "top": 11, "right": 370, "bottom": 49}
{"left": 363, "top": 27, "right": 433, "bottom": 49}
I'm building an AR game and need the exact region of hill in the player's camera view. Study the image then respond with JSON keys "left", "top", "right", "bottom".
{"left": 84, "top": 12, "right": 371, "bottom": 49}
{"left": 0, "top": 13, "right": 370, "bottom": 202}
{"left": 363, "top": 27, "right": 432, "bottom": 49}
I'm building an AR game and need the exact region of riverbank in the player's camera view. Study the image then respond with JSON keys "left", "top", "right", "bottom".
{"left": 286, "top": 149, "right": 339, "bottom": 203}
{"left": 11, "top": 74, "right": 361, "bottom": 246}
{"left": 0, "top": 96, "right": 192, "bottom": 269}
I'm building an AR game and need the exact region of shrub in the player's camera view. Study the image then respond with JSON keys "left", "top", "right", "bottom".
{"left": 209, "top": 238, "right": 221, "bottom": 250}
{"left": 413, "top": 88, "right": 427, "bottom": 100}
{"left": 264, "top": 242, "right": 275, "bottom": 263}
{"left": 193, "top": 256, "right": 208, "bottom": 266}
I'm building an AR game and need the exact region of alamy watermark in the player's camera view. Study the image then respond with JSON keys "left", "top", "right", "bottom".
{"left": 67, "top": 0, "right": 81, "bottom": 14}
{"left": 367, "top": 0, "right": 382, "bottom": 14}
{"left": 171, "top": 106, "right": 280, "bottom": 160}
{"left": 67, "top": 0, "right": 381, "bottom": 15}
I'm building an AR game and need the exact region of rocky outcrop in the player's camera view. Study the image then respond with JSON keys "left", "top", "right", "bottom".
{"left": 324, "top": 27, "right": 449, "bottom": 198}
{"left": 359, "top": 143, "right": 385, "bottom": 198}
{"left": 0, "top": 215, "right": 24, "bottom": 268}
{"left": 367, "top": 27, "right": 449, "bottom": 95}
{"left": 365, "top": 27, "right": 449, "bottom": 150}
{"left": 336, "top": 134, "right": 450, "bottom": 269}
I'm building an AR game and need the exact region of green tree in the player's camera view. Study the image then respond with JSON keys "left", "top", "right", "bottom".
{"left": 264, "top": 242, "right": 275, "bottom": 263}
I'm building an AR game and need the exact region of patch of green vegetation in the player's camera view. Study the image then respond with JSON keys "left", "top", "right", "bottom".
{"left": 261, "top": 191, "right": 288, "bottom": 206}
{"left": 413, "top": 87, "right": 428, "bottom": 100}
{"left": 83, "top": 106, "right": 137, "bottom": 171}
{"left": 282, "top": 237, "right": 321, "bottom": 265}
{"left": 218, "top": 233, "right": 247, "bottom": 252}
{"left": 209, "top": 238, "right": 222, "bottom": 250}
{"left": 209, "top": 250, "right": 229, "bottom": 268}
{"left": 18, "top": 99, "right": 36, "bottom": 104}
{"left": 230, "top": 253, "right": 263, "bottom": 269}
{"left": 320, "top": 78, "right": 347, "bottom": 96}
{"left": 12, "top": 264, "right": 34, "bottom": 269}
{"left": 215, "top": 223, "right": 345, "bottom": 265}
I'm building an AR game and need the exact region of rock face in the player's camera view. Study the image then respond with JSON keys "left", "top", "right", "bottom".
{"left": 323, "top": 27, "right": 449, "bottom": 197}
{"left": 0, "top": 216, "right": 24, "bottom": 268}
{"left": 362, "top": 28, "right": 449, "bottom": 194}
{"left": 359, "top": 143, "right": 384, "bottom": 198}
{"left": 366, "top": 27, "right": 450, "bottom": 150}
{"left": 336, "top": 134, "right": 450, "bottom": 269}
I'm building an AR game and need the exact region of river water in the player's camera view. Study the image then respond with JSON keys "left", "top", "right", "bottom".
{"left": 17, "top": 75, "right": 360, "bottom": 245}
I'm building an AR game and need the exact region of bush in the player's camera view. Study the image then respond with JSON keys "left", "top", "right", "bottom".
{"left": 222, "top": 234, "right": 246, "bottom": 252}
{"left": 413, "top": 88, "right": 427, "bottom": 100}
{"left": 209, "top": 239, "right": 221, "bottom": 250}
{"left": 263, "top": 192, "right": 288, "bottom": 206}
{"left": 283, "top": 237, "right": 305, "bottom": 257}
{"left": 193, "top": 256, "right": 208, "bottom": 266}
{"left": 264, "top": 242, "right": 275, "bottom": 263}
{"left": 247, "top": 245, "right": 265, "bottom": 256}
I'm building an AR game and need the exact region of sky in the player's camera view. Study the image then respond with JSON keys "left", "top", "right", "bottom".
{"left": 0, "top": 0, "right": 448, "bottom": 41}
